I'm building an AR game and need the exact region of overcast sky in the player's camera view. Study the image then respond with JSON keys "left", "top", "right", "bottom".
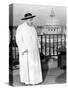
{"left": 9, "top": 4, "right": 66, "bottom": 26}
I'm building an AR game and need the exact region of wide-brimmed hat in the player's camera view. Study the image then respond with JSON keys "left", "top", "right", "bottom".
{"left": 21, "top": 13, "right": 36, "bottom": 20}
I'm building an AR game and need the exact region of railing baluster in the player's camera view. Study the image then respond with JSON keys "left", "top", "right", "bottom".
{"left": 53, "top": 34, "right": 54, "bottom": 56}
{"left": 45, "top": 35, "right": 46, "bottom": 56}
{"left": 57, "top": 34, "right": 58, "bottom": 56}
{"left": 41, "top": 35, "right": 43, "bottom": 53}
{"left": 61, "top": 34, "right": 62, "bottom": 47}
{"left": 49, "top": 34, "right": 50, "bottom": 56}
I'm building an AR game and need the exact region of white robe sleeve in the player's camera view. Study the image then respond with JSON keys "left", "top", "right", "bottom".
{"left": 16, "top": 26, "right": 27, "bottom": 53}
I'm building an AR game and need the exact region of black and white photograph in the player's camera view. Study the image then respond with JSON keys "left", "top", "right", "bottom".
{"left": 9, "top": 4, "right": 66, "bottom": 86}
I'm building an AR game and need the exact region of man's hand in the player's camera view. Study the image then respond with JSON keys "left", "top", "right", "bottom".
{"left": 22, "top": 49, "right": 28, "bottom": 55}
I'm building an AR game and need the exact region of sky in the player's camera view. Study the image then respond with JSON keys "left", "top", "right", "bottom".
{"left": 9, "top": 4, "right": 66, "bottom": 26}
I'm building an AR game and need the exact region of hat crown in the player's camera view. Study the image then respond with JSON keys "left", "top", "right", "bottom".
{"left": 21, "top": 13, "right": 35, "bottom": 20}
{"left": 24, "top": 13, "right": 32, "bottom": 18}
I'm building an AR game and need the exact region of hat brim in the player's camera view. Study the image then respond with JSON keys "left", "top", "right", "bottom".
{"left": 21, "top": 16, "right": 36, "bottom": 20}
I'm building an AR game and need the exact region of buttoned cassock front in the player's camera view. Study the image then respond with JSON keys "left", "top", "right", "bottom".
{"left": 16, "top": 22, "right": 42, "bottom": 85}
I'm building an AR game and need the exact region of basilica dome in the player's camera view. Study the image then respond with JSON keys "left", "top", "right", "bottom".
{"left": 46, "top": 8, "right": 60, "bottom": 26}
{"left": 41, "top": 8, "right": 61, "bottom": 34}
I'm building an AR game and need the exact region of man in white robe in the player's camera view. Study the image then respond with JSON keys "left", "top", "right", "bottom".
{"left": 16, "top": 13, "right": 42, "bottom": 85}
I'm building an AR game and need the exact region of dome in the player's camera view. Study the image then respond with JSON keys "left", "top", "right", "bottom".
{"left": 46, "top": 8, "right": 60, "bottom": 25}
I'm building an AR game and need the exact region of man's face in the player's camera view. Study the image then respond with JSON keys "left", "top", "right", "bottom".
{"left": 27, "top": 18, "right": 33, "bottom": 26}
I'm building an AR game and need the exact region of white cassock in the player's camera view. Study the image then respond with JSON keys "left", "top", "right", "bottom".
{"left": 16, "top": 22, "right": 42, "bottom": 84}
